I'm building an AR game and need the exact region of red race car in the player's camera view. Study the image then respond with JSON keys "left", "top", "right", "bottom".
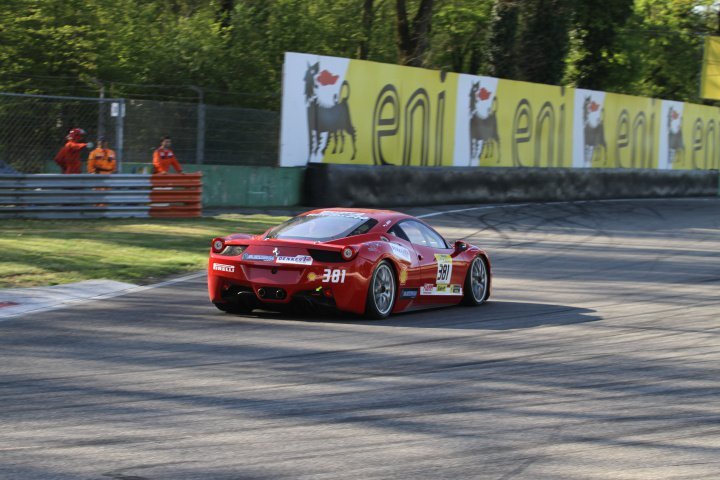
{"left": 208, "top": 208, "right": 491, "bottom": 319}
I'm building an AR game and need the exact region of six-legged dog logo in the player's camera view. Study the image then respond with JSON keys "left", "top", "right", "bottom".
{"left": 303, "top": 62, "right": 357, "bottom": 162}
{"left": 468, "top": 82, "right": 500, "bottom": 165}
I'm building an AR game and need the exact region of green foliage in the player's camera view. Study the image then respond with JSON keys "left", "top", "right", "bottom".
{"left": 516, "top": 0, "right": 573, "bottom": 85}
{"left": 620, "top": 0, "right": 713, "bottom": 102}
{"left": 566, "top": 0, "right": 716, "bottom": 102}
{"left": 0, "top": 0, "right": 101, "bottom": 95}
{"left": 0, "top": 0, "right": 718, "bottom": 107}
{"left": 564, "top": 0, "right": 634, "bottom": 91}
{"left": 431, "top": 0, "right": 493, "bottom": 74}
{"left": 487, "top": 0, "right": 520, "bottom": 79}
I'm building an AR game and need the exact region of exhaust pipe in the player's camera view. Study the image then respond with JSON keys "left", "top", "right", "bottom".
{"left": 275, "top": 289, "right": 286, "bottom": 300}
{"left": 258, "top": 288, "right": 267, "bottom": 299}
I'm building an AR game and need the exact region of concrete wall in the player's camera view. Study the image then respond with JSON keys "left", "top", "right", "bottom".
{"left": 43, "top": 160, "right": 719, "bottom": 208}
{"left": 304, "top": 164, "right": 719, "bottom": 207}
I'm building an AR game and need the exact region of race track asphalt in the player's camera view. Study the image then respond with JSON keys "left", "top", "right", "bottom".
{"left": 1, "top": 198, "right": 719, "bottom": 480}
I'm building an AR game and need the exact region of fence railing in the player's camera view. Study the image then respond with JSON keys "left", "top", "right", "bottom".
{"left": 0, "top": 173, "right": 202, "bottom": 219}
{"left": 0, "top": 92, "right": 279, "bottom": 174}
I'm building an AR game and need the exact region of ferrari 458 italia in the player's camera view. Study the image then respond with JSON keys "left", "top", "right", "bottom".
{"left": 208, "top": 208, "right": 491, "bottom": 319}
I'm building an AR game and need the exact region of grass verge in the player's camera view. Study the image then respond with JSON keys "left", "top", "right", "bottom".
{"left": 0, "top": 214, "right": 288, "bottom": 289}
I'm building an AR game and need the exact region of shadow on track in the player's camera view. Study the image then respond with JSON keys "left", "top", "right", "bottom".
{"left": 240, "top": 301, "right": 601, "bottom": 331}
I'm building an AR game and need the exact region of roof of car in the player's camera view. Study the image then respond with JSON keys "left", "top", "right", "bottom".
{"left": 301, "top": 208, "right": 412, "bottom": 223}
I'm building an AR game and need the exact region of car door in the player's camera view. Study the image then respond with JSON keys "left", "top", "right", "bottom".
{"left": 392, "top": 220, "right": 460, "bottom": 305}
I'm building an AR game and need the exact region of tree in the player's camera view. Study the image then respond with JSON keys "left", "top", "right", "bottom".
{"left": 358, "top": 0, "right": 375, "bottom": 59}
{"left": 591, "top": 0, "right": 715, "bottom": 103}
{"left": 565, "top": 0, "right": 633, "bottom": 90}
{"left": 431, "top": 0, "right": 493, "bottom": 74}
{"left": 515, "top": 0, "right": 573, "bottom": 85}
{"left": 0, "top": 0, "right": 101, "bottom": 96}
{"left": 487, "top": 0, "right": 520, "bottom": 79}
{"left": 395, "top": 0, "right": 435, "bottom": 67}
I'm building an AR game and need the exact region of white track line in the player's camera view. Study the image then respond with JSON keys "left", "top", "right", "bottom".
{"left": 0, "top": 271, "right": 206, "bottom": 320}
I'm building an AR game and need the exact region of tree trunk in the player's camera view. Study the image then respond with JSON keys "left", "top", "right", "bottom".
{"left": 357, "top": 0, "right": 374, "bottom": 59}
{"left": 396, "top": 0, "right": 434, "bottom": 67}
{"left": 219, "top": 0, "right": 234, "bottom": 29}
{"left": 487, "top": 0, "right": 519, "bottom": 79}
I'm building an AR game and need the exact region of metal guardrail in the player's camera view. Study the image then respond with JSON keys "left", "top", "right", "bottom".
{"left": 0, "top": 173, "right": 202, "bottom": 219}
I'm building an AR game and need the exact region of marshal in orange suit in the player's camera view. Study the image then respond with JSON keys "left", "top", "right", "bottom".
{"left": 152, "top": 136, "right": 183, "bottom": 174}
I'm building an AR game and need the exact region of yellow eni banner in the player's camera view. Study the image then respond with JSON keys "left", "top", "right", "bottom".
{"left": 453, "top": 76, "right": 573, "bottom": 168}
{"left": 280, "top": 52, "right": 719, "bottom": 170}
{"left": 700, "top": 36, "right": 720, "bottom": 101}
{"left": 660, "top": 100, "right": 720, "bottom": 170}
{"left": 572, "top": 89, "right": 660, "bottom": 169}
{"left": 280, "top": 52, "right": 459, "bottom": 166}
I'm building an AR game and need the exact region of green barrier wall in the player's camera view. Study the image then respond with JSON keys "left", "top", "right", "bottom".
{"left": 45, "top": 161, "right": 304, "bottom": 207}
{"left": 130, "top": 163, "right": 304, "bottom": 207}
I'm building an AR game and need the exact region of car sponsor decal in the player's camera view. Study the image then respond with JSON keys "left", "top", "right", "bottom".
{"left": 399, "top": 268, "right": 408, "bottom": 285}
{"left": 307, "top": 272, "right": 318, "bottom": 281}
{"left": 213, "top": 263, "right": 235, "bottom": 273}
{"left": 308, "top": 211, "right": 369, "bottom": 220}
{"left": 390, "top": 243, "right": 412, "bottom": 263}
{"left": 276, "top": 255, "right": 313, "bottom": 265}
{"left": 322, "top": 268, "right": 347, "bottom": 283}
{"left": 435, "top": 254, "right": 453, "bottom": 285}
{"left": 400, "top": 288, "right": 418, "bottom": 299}
{"left": 420, "top": 283, "right": 463, "bottom": 296}
{"left": 243, "top": 253, "right": 275, "bottom": 262}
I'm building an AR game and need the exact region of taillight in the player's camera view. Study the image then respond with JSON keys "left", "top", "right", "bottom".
{"left": 342, "top": 246, "right": 356, "bottom": 260}
{"left": 211, "top": 237, "right": 225, "bottom": 254}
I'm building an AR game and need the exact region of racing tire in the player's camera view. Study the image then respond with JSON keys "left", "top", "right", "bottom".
{"left": 213, "top": 301, "right": 252, "bottom": 315}
{"left": 365, "top": 260, "right": 397, "bottom": 319}
{"left": 462, "top": 256, "right": 489, "bottom": 306}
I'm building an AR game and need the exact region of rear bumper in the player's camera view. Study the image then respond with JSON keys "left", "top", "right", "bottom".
{"left": 216, "top": 284, "right": 339, "bottom": 314}
{"left": 208, "top": 256, "right": 373, "bottom": 315}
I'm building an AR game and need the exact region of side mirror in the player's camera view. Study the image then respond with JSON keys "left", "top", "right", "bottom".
{"left": 454, "top": 240, "right": 468, "bottom": 252}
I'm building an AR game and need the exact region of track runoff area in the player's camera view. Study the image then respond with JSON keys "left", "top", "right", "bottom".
{"left": 1, "top": 198, "right": 719, "bottom": 480}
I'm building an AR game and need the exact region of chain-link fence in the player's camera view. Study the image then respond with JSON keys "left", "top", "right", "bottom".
{"left": 123, "top": 99, "right": 279, "bottom": 167}
{"left": 0, "top": 93, "right": 122, "bottom": 174}
{"left": 0, "top": 92, "right": 280, "bottom": 174}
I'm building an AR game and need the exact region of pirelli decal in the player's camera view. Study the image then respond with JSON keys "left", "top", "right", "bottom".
{"left": 213, "top": 263, "right": 235, "bottom": 273}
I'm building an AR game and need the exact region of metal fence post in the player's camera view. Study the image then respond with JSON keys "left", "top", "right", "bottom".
{"left": 115, "top": 98, "right": 125, "bottom": 173}
{"left": 190, "top": 86, "right": 205, "bottom": 164}
{"left": 92, "top": 79, "right": 106, "bottom": 139}
{"left": 197, "top": 102, "right": 206, "bottom": 165}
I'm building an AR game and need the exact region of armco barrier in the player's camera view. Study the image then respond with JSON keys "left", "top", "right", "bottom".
{"left": 0, "top": 173, "right": 202, "bottom": 219}
{"left": 304, "top": 164, "right": 719, "bottom": 207}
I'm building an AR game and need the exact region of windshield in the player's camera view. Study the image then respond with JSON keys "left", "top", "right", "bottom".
{"left": 265, "top": 212, "right": 376, "bottom": 242}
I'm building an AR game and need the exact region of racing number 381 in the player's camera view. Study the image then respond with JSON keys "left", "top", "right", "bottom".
{"left": 323, "top": 268, "right": 347, "bottom": 283}
{"left": 437, "top": 264, "right": 451, "bottom": 283}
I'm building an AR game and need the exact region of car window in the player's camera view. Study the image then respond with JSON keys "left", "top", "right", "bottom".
{"left": 398, "top": 222, "right": 427, "bottom": 246}
{"left": 266, "top": 212, "right": 373, "bottom": 242}
{"left": 397, "top": 221, "right": 448, "bottom": 249}
{"left": 388, "top": 224, "right": 409, "bottom": 242}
